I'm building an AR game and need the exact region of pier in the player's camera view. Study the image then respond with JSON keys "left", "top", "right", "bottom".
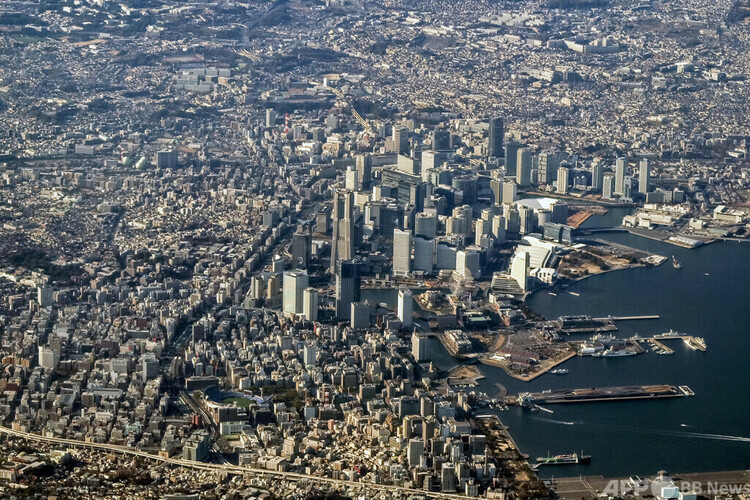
{"left": 515, "top": 384, "right": 694, "bottom": 405}
{"left": 595, "top": 315, "right": 660, "bottom": 321}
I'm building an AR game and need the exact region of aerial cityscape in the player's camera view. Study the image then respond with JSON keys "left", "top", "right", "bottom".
{"left": 0, "top": 0, "right": 749, "bottom": 498}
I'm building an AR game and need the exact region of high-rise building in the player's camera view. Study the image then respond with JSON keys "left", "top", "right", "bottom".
{"left": 38, "top": 346, "right": 59, "bottom": 370}
{"left": 303, "top": 344, "right": 317, "bottom": 367}
{"left": 455, "top": 248, "right": 480, "bottom": 279}
{"left": 614, "top": 157, "right": 627, "bottom": 196}
{"left": 335, "top": 260, "right": 360, "bottom": 320}
{"left": 408, "top": 438, "right": 425, "bottom": 467}
{"left": 639, "top": 158, "right": 650, "bottom": 194}
{"left": 504, "top": 141, "right": 522, "bottom": 177}
{"left": 413, "top": 236, "right": 435, "bottom": 274}
{"left": 394, "top": 126, "right": 409, "bottom": 154}
{"left": 415, "top": 211, "right": 438, "bottom": 239}
{"left": 511, "top": 251, "right": 530, "bottom": 291}
{"left": 441, "top": 463, "right": 457, "bottom": 492}
{"left": 516, "top": 148, "right": 533, "bottom": 187}
{"left": 518, "top": 205, "right": 536, "bottom": 235}
{"left": 330, "top": 189, "right": 354, "bottom": 274}
{"left": 283, "top": 271, "right": 308, "bottom": 316}
{"left": 37, "top": 285, "right": 53, "bottom": 308}
{"left": 622, "top": 176, "right": 633, "bottom": 200}
{"left": 265, "top": 108, "right": 277, "bottom": 128}
{"left": 433, "top": 129, "right": 451, "bottom": 151}
{"left": 356, "top": 154, "right": 373, "bottom": 189}
{"left": 502, "top": 181, "right": 517, "bottom": 204}
{"left": 538, "top": 151, "right": 560, "bottom": 185}
{"left": 290, "top": 227, "right": 311, "bottom": 269}
{"left": 488, "top": 117, "right": 504, "bottom": 158}
{"left": 603, "top": 173, "right": 616, "bottom": 200}
{"left": 345, "top": 166, "right": 359, "bottom": 191}
{"left": 591, "top": 161, "right": 604, "bottom": 191}
{"left": 303, "top": 287, "right": 319, "bottom": 322}
{"left": 557, "top": 166, "right": 570, "bottom": 194}
{"left": 412, "top": 332, "right": 430, "bottom": 362}
{"left": 398, "top": 288, "right": 413, "bottom": 327}
{"left": 393, "top": 228, "right": 412, "bottom": 277}
{"left": 156, "top": 150, "right": 178, "bottom": 169}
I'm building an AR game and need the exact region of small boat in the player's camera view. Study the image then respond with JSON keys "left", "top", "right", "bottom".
{"left": 550, "top": 368, "right": 569, "bottom": 375}
{"left": 569, "top": 292, "right": 580, "bottom": 297}
{"left": 672, "top": 255, "right": 682, "bottom": 269}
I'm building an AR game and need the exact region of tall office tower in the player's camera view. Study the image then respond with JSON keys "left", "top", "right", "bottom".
{"left": 412, "top": 332, "right": 431, "bottom": 362}
{"left": 415, "top": 211, "right": 438, "bottom": 238}
{"left": 515, "top": 148, "right": 533, "bottom": 186}
{"left": 265, "top": 108, "right": 277, "bottom": 128}
{"left": 407, "top": 438, "right": 425, "bottom": 467}
{"left": 37, "top": 285, "right": 53, "bottom": 308}
{"left": 622, "top": 176, "right": 633, "bottom": 200}
{"left": 344, "top": 166, "right": 359, "bottom": 191}
{"left": 442, "top": 463, "right": 457, "bottom": 492}
{"left": 556, "top": 166, "right": 570, "bottom": 194}
{"left": 303, "top": 344, "right": 317, "bottom": 367}
{"left": 433, "top": 128, "right": 451, "bottom": 151}
{"left": 591, "top": 160, "right": 604, "bottom": 191}
{"left": 475, "top": 218, "right": 491, "bottom": 246}
{"left": 488, "top": 117, "right": 504, "bottom": 158}
{"left": 290, "top": 227, "right": 311, "bottom": 269}
{"left": 303, "top": 287, "right": 319, "bottom": 322}
{"left": 156, "top": 150, "right": 178, "bottom": 169}
{"left": 398, "top": 288, "right": 413, "bottom": 327}
{"left": 502, "top": 180, "right": 518, "bottom": 204}
{"left": 518, "top": 205, "right": 536, "bottom": 235}
{"left": 504, "top": 141, "right": 522, "bottom": 177}
{"left": 394, "top": 126, "right": 409, "bottom": 154}
{"left": 550, "top": 201, "right": 569, "bottom": 224}
{"left": 490, "top": 178, "right": 503, "bottom": 205}
{"left": 283, "top": 271, "right": 308, "bottom": 316}
{"left": 538, "top": 151, "right": 560, "bottom": 185}
{"left": 503, "top": 203, "right": 520, "bottom": 234}
{"left": 330, "top": 189, "right": 354, "bottom": 274}
{"left": 356, "top": 154, "right": 373, "bottom": 189}
{"left": 413, "top": 236, "right": 435, "bottom": 273}
{"left": 602, "top": 173, "right": 616, "bottom": 200}
{"left": 615, "top": 157, "right": 627, "bottom": 196}
{"left": 335, "top": 260, "right": 360, "bottom": 320}
{"left": 639, "top": 158, "right": 650, "bottom": 194}
{"left": 456, "top": 248, "right": 480, "bottom": 279}
{"left": 492, "top": 215, "right": 506, "bottom": 244}
{"left": 511, "top": 251, "right": 530, "bottom": 291}
{"left": 393, "top": 228, "right": 412, "bottom": 277}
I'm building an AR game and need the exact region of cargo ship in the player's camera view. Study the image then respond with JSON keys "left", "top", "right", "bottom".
{"left": 536, "top": 452, "right": 591, "bottom": 465}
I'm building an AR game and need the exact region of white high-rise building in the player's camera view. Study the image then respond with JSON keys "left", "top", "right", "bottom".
{"left": 412, "top": 332, "right": 430, "bottom": 362}
{"left": 557, "top": 166, "right": 569, "bottom": 194}
{"left": 603, "top": 173, "right": 616, "bottom": 200}
{"left": 510, "top": 251, "right": 530, "bottom": 291}
{"left": 303, "top": 287, "right": 319, "bottom": 322}
{"left": 345, "top": 166, "right": 360, "bottom": 191}
{"left": 516, "top": 148, "right": 533, "bottom": 187}
{"left": 393, "top": 228, "right": 412, "bottom": 277}
{"left": 37, "top": 285, "right": 53, "bottom": 308}
{"left": 38, "top": 346, "right": 59, "bottom": 370}
{"left": 283, "top": 271, "right": 308, "bottom": 316}
{"left": 639, "top": 158, "right": 650, "bottom": 194}
{"left": 614, "top": 157, "right": 627, "bottom": 196}
{"left": 398, "top": 289, "right": 413, "bottom": 328}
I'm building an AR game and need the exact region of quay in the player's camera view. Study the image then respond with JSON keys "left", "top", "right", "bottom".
{"left": 514, "top": 384, "right": 694, "bottom": 405}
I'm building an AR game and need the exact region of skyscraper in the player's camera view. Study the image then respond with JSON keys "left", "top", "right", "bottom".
{"left": 407, "top": 438, "right": 425, "bottom": 467}
{"left": 394, "top": 126, "right": 409, "bottom": 154}
{"left": 504, "top": 141, "right": 522, "bottom": 177}
{"left": 639, "top": 158, "right": 650, "bottom": 194}
{"left": 330, "top": 189, "right": 354, "bottom": 274}
{"left": 488, "top": 117, "right": 504, "bottom": 158}
{"left": 511, "top": 251, "right": 530, "bottom": 291}
{"left": 591, "top": 161, "right": 604, "bottom": 191}
{"left": 614, "top": 157, "right": 627, "bottom": 196}
{"left": 335, "top": 260, "right": 360, "bottom": 320}
{"left": 303, "top": 287, "right": 319, "bottom": 322}
{"left": 398, "top": 288, "right": 413, "bottom": 328}
{"left": 557, "top": 166, "right": 570, "bottom": 194}
{"left": 433, "top": 128, "right": 451, "bottom": 151}
{"left": 516, "top": 148, "right": 533, "bottom": 187}
{"left": 356, "top": 154, "right": 373, "bottom": 189}
{"left": 393, "top": 228, "right": 412, "bottom": 277}
{"left": 538, "top": 151, "right": 560, "bottom": 185}
{"left": 412, "top": 332, "right": 430, "bottom": 362}
{"left": 603, "top": 173, "right": 616, "bottom": 200}
{"left": 290, "top": 227, "right": 311, "bottom": 269}
{"left": 283, "top": 271, "right": 308, "bottom": 316}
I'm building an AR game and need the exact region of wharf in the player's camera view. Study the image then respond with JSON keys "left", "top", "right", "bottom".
{"left": 515, "top": 384, "right": 694, "bottom": 405}
{"left": 646, "top": 334, "right": 707, "bottom": 352}
{"left": 648, "top": 339, "right": 674, "bottom": 354}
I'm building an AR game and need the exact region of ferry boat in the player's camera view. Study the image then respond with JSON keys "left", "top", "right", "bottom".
{"left": 672, "top": 255, "right": 682, "bottom": 269}
{"left": 550, "top": 368, "right": 569, "bottom": 375}
{"left": 536, "top": 452, "right": 591, "bottom": 465}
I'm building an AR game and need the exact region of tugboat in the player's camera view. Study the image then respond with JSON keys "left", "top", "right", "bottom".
{"left": 536, "top": 452, "right": 592, "bottom": 465}
{"left": 672, "top": 255, "right": 682, "bottom": 269}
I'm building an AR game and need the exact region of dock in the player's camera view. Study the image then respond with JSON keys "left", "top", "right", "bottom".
{"left": 595, "top": 315, "right": 660, "bottom": 321}
{"left": 515, "top": 384, "right": 694, "bottom": 405}
{"left": 648, "top": 334, "right": 707, "bottom": 352}
{"left": 648, "top": 339, "right": 674, "bottom": 354}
